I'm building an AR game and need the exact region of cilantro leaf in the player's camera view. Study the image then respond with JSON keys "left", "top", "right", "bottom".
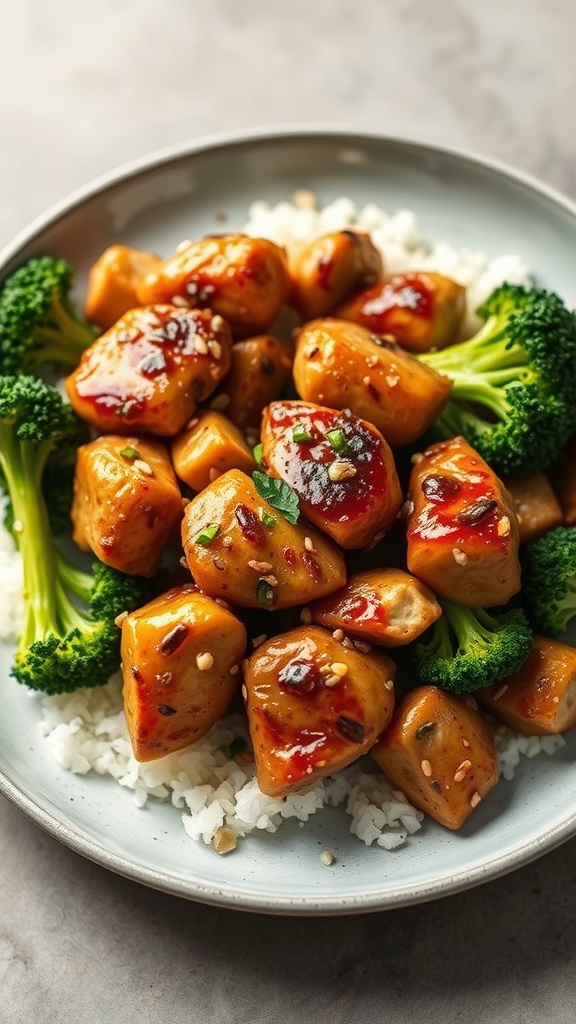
{"left": 252, "top": 470, "right": 300, "bottom": 525}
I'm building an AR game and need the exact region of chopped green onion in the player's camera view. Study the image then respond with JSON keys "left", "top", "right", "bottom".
{"left": 119, "top": 445, "right": 139, "bottom": 461}
{"left": 195, "top": 524, "right": 220, "bottom": 547}
{"left": 253, "top": 443, "right": 264, "bottom": 466}
{"left": 292, "top": 424, "right": 313, "bottom": 443}
{"left": 326, "top": 428, "right": 350, "bottom": 455}
{"left": 259, "top": 508, "right": 276, "bottom": 528}
{"left": 257, "top": 578, "right": 276, "bottom": 606}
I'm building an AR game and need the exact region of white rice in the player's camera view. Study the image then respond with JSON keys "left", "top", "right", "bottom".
{"left": 0, "top": 196, "right": 554, "bottom": 853}
{"left": 243, "top": 193, "right": 531, "bottom": 338}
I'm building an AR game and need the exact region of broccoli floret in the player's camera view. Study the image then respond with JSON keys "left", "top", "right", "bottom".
{"left": 0, "top": 256, "right": 97, "bottom": 375}
{"left": 413, "top": 599, "right": 533, "bottom": 693}
{"left": 0, "top": 375, "right": 151, "bottom": 694}
{"left": 419, "top": 283, "right": 576, "bottom": 476}
{"left": 522, "top": 525, "right": 576, "bottom": 638}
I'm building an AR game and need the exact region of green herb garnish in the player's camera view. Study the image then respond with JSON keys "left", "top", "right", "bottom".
{"left": 195, "top": 524, "right": 220, "bottom": 547}
{"left": 119, "top": 445, "right": 139, "bottom": 461}
{"left": 253, "top": 443, "right": 264, "bottom": 466}
{"left": 252, "top": 470, "right": 300, "bottom": 525}
{"left": 326, "top": 428, "right": 350, "bottom": 456}
{"left": 257, "top": 578, "right": 277, "bottom": 606}
{"left": 292, "top": 424, "right": 313, "bottom": 443}
{"left": 259, "top": 508, "right": 276, "bottom": 528}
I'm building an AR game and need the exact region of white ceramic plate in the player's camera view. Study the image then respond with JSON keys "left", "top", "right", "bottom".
{"left": 1, "top": 128, "right": 576, "bottom": 915}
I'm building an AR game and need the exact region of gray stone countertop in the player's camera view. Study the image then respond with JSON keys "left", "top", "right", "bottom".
{"left": 2, "top": 1, "right": 576, "bottom": 1020}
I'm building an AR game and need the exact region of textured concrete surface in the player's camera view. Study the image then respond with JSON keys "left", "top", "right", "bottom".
{"left": 2, "top": 1, "right": 576, "bottom": 1021}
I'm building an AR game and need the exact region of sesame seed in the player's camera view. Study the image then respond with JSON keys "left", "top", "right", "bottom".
{"left": 179, "top": 556, "right": 188, "bottom": 569}
{"left": 251, "top": 634, "right": 268, "bottom": 649}
{"left": 323, "top": 674, "right": 340, "bottom": 688}
{"left": 210, "top": 393, "right": 230, "bottom": 410}
{"left": 222, "top": 536, "right": 233, "bottom": 549}
{"left": 365, "top": 354, "right": 379, "bottom": 368}
{"left": 186, "top": 416, "right": 199, "bottom": 430}
{"left": 196, "top": 652, "right": 214, "bottom": 671}
{"left": 248, "top": 559, "right": 273, "bottom": 573}
{"left": 175, "top": 239, "right": 192, "bottom": 253}
{"left": 384, "top": 678, "right": 394, "bottom": 691}
{"left": 411, "top": 452, "right": 424, "bottom": 465}
{"left": 209, "top": 468, "right": 221, "bottom": 482}
{"left": 133, "top": 459, "right": 153, "bottom": 476}
{"left": 462, "top": 739, "right": 470, "bottom": 748}
{"left": 399, "top": 500, "right": 415, "bottom": 519}
{"left": 114, "top": 611, "right": 128, "bottom": 628}
{"left": 497, "top": 515, "right": 511, "bottom": 537}
{"left": 211, "top": 315, "right": 226, "bottom": 333}
{"left": 452, "top": 547, "right": 468, "bottom": 565}
{"left": 330, "top": 662, "right": 348, "bottom": 678}
{"left": 212, "top": 826, "right": 237, "bottom": 855}
{"left": 332, "top": 629, "right": 345, "bottom": 641}
{"left": 362, "top": 375, "right": 371, "bottom": 387}
{"left": 421, "top": 759, "right": 432, "bottom": 777}
{"left": 304, "top": 536, "right": 315, "bottom": 552}
{"left": 470, "top": 791, "right": 482, "bottom": 808}
{"left": 229, "top": 664, "right": 240, "bottom": 675}
{"left": 194, "top": 335, "right": 209, "bottom": 355}
{"left": 320, "top": 849, "right": 335, "bottom": 866}
{"left": 241, "top": 684, "right": 248, "bottom": 700}
{"left": 300, "top": 607, "right": 313, "bottom": 624}
{"left": 454, "top": 759, "right": 472, "bottom": 783}
{"left": 208, "top": 339, "right": 222, "bottom": 360}
{"left": 492, "top": 683, "right": 509, "bottom": 701}
{"left": 328, "top": 460, "right": 357, "bottom": 482}
{"left": 171, "top": 294, "right": 189, "bottom": 308}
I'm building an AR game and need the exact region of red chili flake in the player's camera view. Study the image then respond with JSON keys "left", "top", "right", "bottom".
{"left": 301, "top": 550, "right": 322, "bottom": 581}
{"left": 159, "top": 623, "right": 189, "bottom": 655}
{"left": 283, "top": 546, "right": 297, "bottom": 566}
{"left": 234, "top": 503, "right": 266, "bottom": 545}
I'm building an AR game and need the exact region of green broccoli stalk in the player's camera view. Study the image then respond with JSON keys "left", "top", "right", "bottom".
{"left": 419, "top": 284, "right": 576, "bottom": 476}
{"left": 522, "top": 525, "right": 576, "bottom": 638}
{"left": 413, "top": 598, "right": 533, "bottom": 694}
{"left": 0, "top": 256, "right": 98, "bottom": 375}
{"left": 0, "top": 375, "right": 152, "bottom": 694}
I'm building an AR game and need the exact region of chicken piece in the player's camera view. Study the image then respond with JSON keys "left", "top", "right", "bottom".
{"left": 293, "top": 319, "right": 452, "bottom": 447}
{"left": 478, "top": 635, "right": 576, "bottom": 735}
{"left": 84, "top": 245, "right": 163, "bottom": 331}
{"left": 171, "top": 409, "right": 254, "bottom": 492}
{"left": 502, "top": 473, "right": 564, "bottom": 545}
{"left": 372, "top": 686, "right": 499, "bottom": 830}
{"left": 66, "top": 306, "right": 232, "bottom": 436}
{"left": 260, "top": 400, "right": 402, "bottom": 549}
{"left": 121, "top": 584, "right": 247, "bottom": 761}
{"left": 310, "top": 568, "right": 442, "bottom": 646}
{"left": 181, "top": 468, "right": 346, "bottom": 609}
{"left": 335, "top": 271, "right": 465, "bottom": 353}
{"left": 549, "top": 434, "right": 576, "bottom": 525}
{"left": 71, "top": 434, "right": 183, "bottom": 577}
{"left": 406, "top": 437, "right": 521, "bottom": 606}
{"left": 221, "top": 335, "right": 293, "bottom": 433}
{"left": 137, "top": 234, "right": 290, "bottom": 334}
{"left": 243, "top": 625, "right": 396, "bottom": 796}
{"left": 289, "top": 230, "right": 383, "bottom": 320}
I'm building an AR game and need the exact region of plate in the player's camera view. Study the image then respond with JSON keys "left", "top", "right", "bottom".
{"left": 1, "top": 127, "right": 576, "bottom": 915}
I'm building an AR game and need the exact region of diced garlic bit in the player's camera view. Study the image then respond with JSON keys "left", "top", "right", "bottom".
{"left": 421, "top": 759, "right": 432, "bottom": 778}
{"left": 452, "top": 547, "right": 468, "bottom": 565}
{"left": 497, "top": 515, "right": 511, "bottom": 537}
{"left": 304, "top": 536, "right": 315, "bottom": 552}
{"left": 212, "top": 826, "right": 238, "bottom": 855}
{"left": 320, "top": 849, "right": 335, "bottom": 866}
{"left": 332, "top": 628, "right": 345, "bottom": 641}
{"left": 247, "top": 559, "right": 274, "bottom": 573}
{"left": 470, "top": 791, "right": 482, "bottom": 808}
{"left": 328, "top": 460, "right": 357, "bottom": 482}
{"left": 196, "top": 652, "right": 214, "bottom": 671}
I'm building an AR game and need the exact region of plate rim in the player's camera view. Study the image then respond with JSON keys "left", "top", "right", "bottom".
{"left": 2, "top": 124, "right": 576, "bottom": 915}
